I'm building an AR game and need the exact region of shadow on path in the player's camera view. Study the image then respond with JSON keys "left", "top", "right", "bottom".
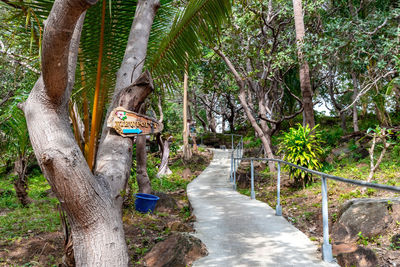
{"left": 187, "top": 149, "right": 339, "bottom": 267}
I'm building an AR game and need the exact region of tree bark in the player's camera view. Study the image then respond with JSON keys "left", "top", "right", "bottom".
{"left": 292, "top": 0, "right": 315, "bottom": 129}
{"left": 183, "top": 69, "right": 192, "bottom": 161}
{"left": 136, "top": 135, "right": 151, "bottom": 193}
{"left": 207, "top": 111, "right": 217, "bottom": 133}
{"left": 23, "top": 0, "right": 160, "bottom": 265}
{"left": 13, "top": 155, "right": 32, "bottom": 206}
{"left": 157, "top": 136, "right": 172, "bottom": 177}
{"left": 351, "top": 72, "right": 360, "bottom": 132}
{"left": 24, "top": 9, "right": 129, "bottom": 265}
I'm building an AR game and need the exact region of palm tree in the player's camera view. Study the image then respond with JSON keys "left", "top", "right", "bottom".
{"left": 19, "top": 0, "right": 231, "bottom": 265}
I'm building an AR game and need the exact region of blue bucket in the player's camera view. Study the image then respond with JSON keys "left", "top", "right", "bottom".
{"left": 134, "top": 193, "right": 160, "bottom": 213}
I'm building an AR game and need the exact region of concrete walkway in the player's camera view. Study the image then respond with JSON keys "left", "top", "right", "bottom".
{"left": 187, "top": 149, "right": 338, "bottom": 267}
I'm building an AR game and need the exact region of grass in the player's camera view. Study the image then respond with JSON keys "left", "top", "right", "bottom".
{"left": 0, "top": 172, "right": 60, "bottom": 242}
{"left": 0, "top": 202, "right": 60, "bottom": 241}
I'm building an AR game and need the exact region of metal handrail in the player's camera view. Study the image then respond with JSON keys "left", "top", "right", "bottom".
{"left": 230, "top": 156, "right": 400, "bottom": 263}
{"left": 230, "top": 138, "right": 243, "bottom": 188}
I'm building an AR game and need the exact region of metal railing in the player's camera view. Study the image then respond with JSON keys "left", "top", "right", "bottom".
{"left": 230, "top": 153, "right": 400, "bottom": 263}
{"left": 229, "top": 138, "right": 244, "bottom": 190}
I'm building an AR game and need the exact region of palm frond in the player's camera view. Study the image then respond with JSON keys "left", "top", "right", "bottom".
{"left": 146, "top": 0, "right": 232, "bottom": 90}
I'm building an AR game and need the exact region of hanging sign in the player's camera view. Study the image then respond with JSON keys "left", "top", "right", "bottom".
{"left": 107, "top": 107, "right": 163, "bottom": 137}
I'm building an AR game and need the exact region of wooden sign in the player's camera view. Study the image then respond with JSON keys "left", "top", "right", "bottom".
{"left": 107, "top": 107, "right": 163, "bottom": 137}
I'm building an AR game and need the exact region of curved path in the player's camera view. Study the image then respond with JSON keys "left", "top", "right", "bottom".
{"left": 187, "top": 149, "right": 338, "bottom": 267}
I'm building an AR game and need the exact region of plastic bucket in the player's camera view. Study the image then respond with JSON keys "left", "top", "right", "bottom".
{"left": 134, "top": 193, "right": 160, "bottom": 213}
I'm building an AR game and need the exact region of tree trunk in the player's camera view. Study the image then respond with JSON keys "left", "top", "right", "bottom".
{"left": 191, "top": 135, "right": 198, "bottom": 152}
{"left": 207, "top": 111, "right": 217, "bottom": 133}
{"left": 293, "top": 0, "right": 315, "bottom": 129}
{"left": 13, "top": 155, "right": 32, "bottom": 206}
{"left": 22, "top": 0, "right": 160, "bottom": 265}
{"left": 258, "top": 94, "right": 277, "bottom": 172}
{"left": 213, "top": 48, "right": 276, "bottom": 172}
{"left": 340, "top": 112, "right": 347, "bottom": 131}
{"left": 157, "top": 136, "right": 172, "bottom": 177}
{"left": 183, "top": 69, "right": 192, "bottom": 161}
{"left": 195, "top": 114, "right": 208, "bottom": 132}
{"left": 136, "top": 135, "right": 151, "bottom": 194}
{"left": 351, "top": 72, "right": 360, "bottom": 132}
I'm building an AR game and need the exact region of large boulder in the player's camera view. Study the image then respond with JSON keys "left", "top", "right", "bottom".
{"left": 336, "top": 246, "right": 378, "bottom": 267}
{"left": 152, "top": 191, "right": 177, "bottom": 213}
{"left": 332, "top": 198, "right": 400, "bottom": 243}
{"left": 144, "top": 233, "right": 207, "bottom": 267}
{"left": 167, "top": 220, "right": 193, "bottom": 232}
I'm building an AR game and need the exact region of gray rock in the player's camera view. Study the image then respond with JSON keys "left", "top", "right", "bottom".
{"left": 332, "top": 198, "right": 400, "bottom": 243}
{"left": 336, "top": 246, "right": 378, "bottom": 267}
{"left": 144, "top": 233, "right": 207, "bottom": 267}
{"left": 152, "top": 191, "right": 177, "bottom": 213}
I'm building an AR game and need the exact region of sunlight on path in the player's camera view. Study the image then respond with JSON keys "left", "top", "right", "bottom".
{"left": 187, "top": 149, "right": 339, "bottom": 267}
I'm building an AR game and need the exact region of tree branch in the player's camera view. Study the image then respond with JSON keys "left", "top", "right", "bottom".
{"left": 42, "top": 0, "right": 96, "bottom": 103}
{"left": 0, "top": 91, "right": 13, "bottom": 107}
{"left": 0, "top": 48, "right": 40, "bottom": 74}
{"left": 364, "top": 18, "right": 388, "bottom": 35}
{"left": 341, "top": 70, "right": 396, "bottom": 113}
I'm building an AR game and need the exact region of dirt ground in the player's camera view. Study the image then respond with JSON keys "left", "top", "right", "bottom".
{"left": 0, "top": 191, "right": 196, "bottom": 266}
{"left": 0, "top": 150, "right": 212, "bottom": 267}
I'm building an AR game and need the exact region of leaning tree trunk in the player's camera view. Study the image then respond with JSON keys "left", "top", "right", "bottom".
{"left": 22, "top": 0, "right": 160, "bottom": 265}
{"left": 157, "top": 136, "right": 172, "bottom": 177}
{"left": 293, "top": 0, "right": 315, "bottom": 129}
{"left": 351, "top": 72, "right": 360, "bottom": 132}
{"left": 213, "top": 48, "right": 276, "bottom": 172}
{"left": 13, "top": 155, "right": 32, "bottom": 206}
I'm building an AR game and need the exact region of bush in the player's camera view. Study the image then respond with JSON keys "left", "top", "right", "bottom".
{"left": 278, "top": 124, "right": 323, "bottom": 187}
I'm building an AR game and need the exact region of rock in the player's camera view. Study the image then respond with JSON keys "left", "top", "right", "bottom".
{"left": 332, "top": 242, "right": 358, "bottom": 256}
{"left": 187, "top": 214, "right": 196, "bottom": 222}
{"left": 144, "top": 233, "right": 207, "bottom": 267}
{"left": 176, "top": 200, "right": 186, "bottom": 210}
{"left": 336, "top": 246, "right": 378, "bottom": 267}
{"left": 332, "top": 198, "right": 400, "bottom": 243}
{"left": 332, "top": 146, "right": 350, "bottom": 157}
{"left": 182, "top": 168, "right": 192, "bottom": 180}
{"left": 352, "top": 146, "right": 369, "bottom": 160}
{"left": 152, "top": 191, "right": 177, "bottom": 213}
{"left": 167, "top": 220, "right": 192, "bottom": 232}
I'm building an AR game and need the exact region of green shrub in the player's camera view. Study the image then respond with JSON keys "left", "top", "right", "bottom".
{"left": 278, "top": 124, "right": 323, "bottom": 187}
{"left": 321, "top": 127, "right": 344, "bottom": 147}
{"left": 391, "top": 143, "right": 400, "bottom": 158}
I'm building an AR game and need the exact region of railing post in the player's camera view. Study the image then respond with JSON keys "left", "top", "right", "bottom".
{"left": 230, "top": 152, "right": 234, "bottom": 182}
{"left": 233, "top": 158, "right": 237, "bottom": 190}
{"left": 321, "top": 175, "right": 333, "bottom": 262}
{"left": 231, "top": 134, "right": 234, "bottom": 150}
{"left": 250, "top": 160, "right": 255, "bottom": 199}
{"left": 276, "top": 162, "right": 282, "bottom": 216}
